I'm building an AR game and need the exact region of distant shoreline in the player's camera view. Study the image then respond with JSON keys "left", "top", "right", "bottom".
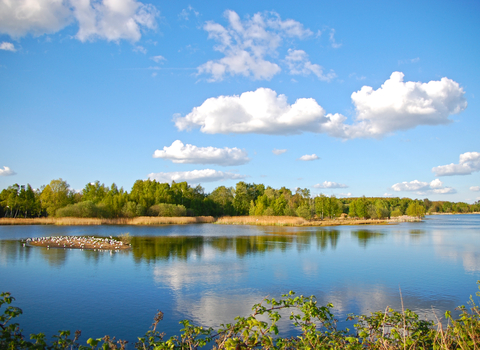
{"left": 0, "top": 215, "right": 423, "bottom": 227}
{"left": 427, "top": 212, "right": 480, "bottom": 215}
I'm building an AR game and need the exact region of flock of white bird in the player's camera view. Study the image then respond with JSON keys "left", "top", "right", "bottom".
{"left": 25, "top": 235, "right": 129, "bottom": 251}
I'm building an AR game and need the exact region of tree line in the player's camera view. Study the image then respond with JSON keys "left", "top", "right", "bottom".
{"left": 1, "top": 178, "right": 479, "bottom": 219}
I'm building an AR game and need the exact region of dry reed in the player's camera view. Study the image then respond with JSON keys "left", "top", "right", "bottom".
{"left": 216, "top": 216, "right": 307, "bottom": 226}
{"left": 0, "top": 218, "right": 57, "bottom": 225}
{"left": 1, "top": 215, "right": 415, "bottom": 227}
{"left": 0, "top": 216, "right": 215, "bottom": 226}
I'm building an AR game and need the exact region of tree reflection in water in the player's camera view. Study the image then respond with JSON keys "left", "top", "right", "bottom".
{"left": 131, "top": 236, "right": 205, "bottom": 263}
{"left": 128, "top": 230, "right": 344, "bottom": 263}
{"left": 315, "top": 230, "right": 340, "bottom": 251}
{"left": 351, "top": 230, "right": 385, "bottom": 248}
{"left": 409, "top": 229, "right": 426, "bottom": 241}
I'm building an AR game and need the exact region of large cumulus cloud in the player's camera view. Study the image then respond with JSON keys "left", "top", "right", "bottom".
{"left": 174, "top": 72, "right": 467, "bottom": 139}
{"left": 349, "top": 72, "right": 467, "bottom": 138}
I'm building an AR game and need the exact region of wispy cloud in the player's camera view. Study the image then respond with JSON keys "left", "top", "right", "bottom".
{"left": 285, "top": 49, "right": 336, "bottom": 81}
{"left": 151, "top": 55, "right": 166, "bottom": 63}
{"left": 178, "top": 5, "right": 200, "bottom": 21}
{"left": 329, "top": 28, "right": 342, "bottom": 48}
{"left": 197, "top": 10, "right": 316, "bottom": 81}
{"left": 470, "top": 186, "right": 480, "bottom": 192}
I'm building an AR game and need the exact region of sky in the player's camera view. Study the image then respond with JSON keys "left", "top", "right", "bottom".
{"left": 0, "top": 0, "right": 479, "bottom": 203}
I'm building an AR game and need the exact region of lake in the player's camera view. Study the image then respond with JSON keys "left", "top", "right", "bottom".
{"left": 1, "top": 214, "right": 479, "bottom": 347}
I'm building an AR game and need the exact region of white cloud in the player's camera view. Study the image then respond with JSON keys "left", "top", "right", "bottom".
{"left": 0, "top": 0, "right": 73, "bottom": 38}
{"left": 298, "top": 154, "right": 319, "bottom": 161}
{"left": 0, "top": 0, "right": 158, "bottom": 42}
{"left": 197, "top": 10, "right": 315, "bottom": 81}
{"left": 152, "top": 140, "right": 249, "bottom": 166}
{"left": 391, "top": 179, "right": 456, "bottom": 195}
{"left": 72, "top": 0, "right": 159, "bottom": 42}
{"left": 151, "top": 55, "right": 166, "bottom": 63}
{"left": 174, "top": 73, "right": 467, "bottom": 139}
{"left": 314, "top": 181, "right": 348, "bottom": 189}
{"left": 470, "top": 186, "right": 480, "bottom": 192}
{"left": 432, "top": 152, "right": 480, "bottom": 176}
{"left": 174, "top": 87, "right": 348, "bottom": 136}
{"left": 285, "top": 49, "right": 336, "bottom": 81}
{"left": 0, "top": 166, "right": 16, "bottom": 176}
{"left": 0, "top": 42, "right": 16, "bottom": 52}
{"left": 348, "top": 72, "right": 467, "bottom": 138}
{"left": 147, "top": 169, "right": 246, "bottom": 183}
{"left": 272, "top": 148, "right": 287, "bottom": 155}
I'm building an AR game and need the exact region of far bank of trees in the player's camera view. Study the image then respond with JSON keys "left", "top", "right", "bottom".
{"left": 1, "top": 179, "right": 479, "bottom": 219}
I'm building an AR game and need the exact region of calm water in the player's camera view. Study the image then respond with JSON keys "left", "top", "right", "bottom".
{"left": 1, "top": 215, "right": 479, "bottom": 346}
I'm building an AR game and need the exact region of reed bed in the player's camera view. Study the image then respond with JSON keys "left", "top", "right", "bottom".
{"left": 216, "top": 216, "right": 400, "bottom": 227}
{"left": 216, "top": 216, "right": 307, "bottom": 226}
{"left": 0, "top": 216, "right": 215, "bottom": 226}
{"left": 0, "top": 217, "right": 57, "bottom": 225}
{"left": 125, "top": 216, "right": 215, "bottom": 225}
{"left": 303, "top": 218, "right": 391, "bottom": 226}
{"left": 1, "top": 215, "right": 418, "bottom": 227}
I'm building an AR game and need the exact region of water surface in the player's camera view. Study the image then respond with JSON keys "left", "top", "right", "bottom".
{"left": 1, "top": 215, "right": 479, "bottom": 346}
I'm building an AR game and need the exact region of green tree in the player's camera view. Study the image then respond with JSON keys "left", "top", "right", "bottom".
{"left": 81, "top": 181, "right": 108, "bottom": 204}
{"left": 406, "top": 201, "right": 426, "bottom": 218}
{"left": 233, "top": 182, "right": 258, "bottom": 215}
{"left": 39, "top": 179, "right": 73, "bottom": 217}
{"left": 315, "top": 194, "right": 328, "bottom": 219}
{"left": 273, "top": 195, "right": 287, "bottom": 216}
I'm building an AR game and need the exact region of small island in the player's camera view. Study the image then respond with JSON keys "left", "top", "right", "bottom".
{"left": 25, "top": 235, "right": 131, "bottom": 250}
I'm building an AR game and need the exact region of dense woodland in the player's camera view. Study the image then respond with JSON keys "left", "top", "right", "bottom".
{"left": 1, "top": 178, "right": 479, "bottom": 220}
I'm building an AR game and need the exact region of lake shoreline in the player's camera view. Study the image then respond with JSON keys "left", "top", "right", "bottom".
{"left": 0, "top": 215, "right": 422, "bottom": 227}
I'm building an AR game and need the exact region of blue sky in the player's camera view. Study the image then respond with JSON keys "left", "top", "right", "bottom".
{"left": 1, "top": 0, "right": 479, "bottom": 202}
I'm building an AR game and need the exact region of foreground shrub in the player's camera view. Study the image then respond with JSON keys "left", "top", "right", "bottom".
{"left": 1, "top": 282, "right": 479, "bottom": 349}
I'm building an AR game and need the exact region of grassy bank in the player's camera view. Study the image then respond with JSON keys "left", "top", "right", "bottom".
{"left": 0, "top": 216, "right": 215, "bottom": 226}
{"left": 2, "top": 282, "right": 480, "bottom": 349}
